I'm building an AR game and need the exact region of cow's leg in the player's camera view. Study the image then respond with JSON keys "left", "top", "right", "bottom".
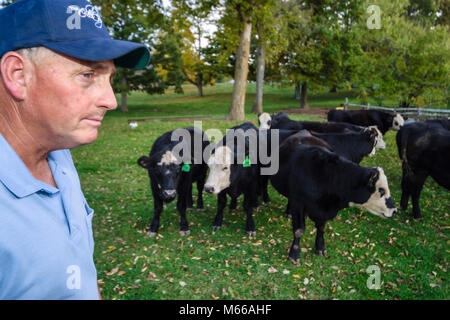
{"left": 243, "top": 189, "right": 256, "bottom": 236}
{"left": 229, "top": 196, "right": 237, "bottom": 211}
{"left": 410, "top": 173, "right": 427, "bottom": 220}
{"left": 177, "top": 181, "right": 190, "bottom": 236}
{"left": 186, "top": 183, "right": 194, "bottom": 209}
{"left": 288, "top": 200, "right": 305, "bottom": 264}
{"left": 284, "top": 201, "right": 292, "bottom": 219}
{"left": 400, "top": 164, "right": 411, "bottom": 211}
{"left": 196, "top": 174, "right": 206, "bottom": 210}
{"left": 314, "top": 220, "right": 327, "bottom": 256}
{"left": 212, "top": 190, "right": 227, "bottom": 231}
{"left": 148, "top": 180, "right": 163, "bottom": 237}
{"left": 261, "top": 175, "right": 271, "bottom": 203}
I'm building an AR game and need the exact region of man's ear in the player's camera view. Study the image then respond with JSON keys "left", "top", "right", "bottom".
{"left": 0, "top": 51, "right": 27, "bottom": 100}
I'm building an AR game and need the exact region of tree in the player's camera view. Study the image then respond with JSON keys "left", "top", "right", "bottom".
{"left": 92, "top": 0, "right": 165, "bottom": 112}
{"left": 250, "top": 0, "right": 285, "bottom": 114}
{"left": 352, "top": 0, "right": 450, "bottom": 107}
{"left": 224, "top": 0, "right": 255, "bottom": 121}
{"left": 169, "top": 0, "right": 218, "bottom": 97}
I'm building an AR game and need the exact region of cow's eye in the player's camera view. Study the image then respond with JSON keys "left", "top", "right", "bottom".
{"left": 394, "top": 122, "right": 398, "bottom": 125}
{"left": 378, "top": 188, "right": 385, "bottom": 196}
{"left": 223, "top": 167, "right": 228, "bottom": 171}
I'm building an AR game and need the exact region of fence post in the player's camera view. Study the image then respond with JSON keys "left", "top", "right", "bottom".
{"left": 344, "top": 97, "right": 348, "bottom": 110}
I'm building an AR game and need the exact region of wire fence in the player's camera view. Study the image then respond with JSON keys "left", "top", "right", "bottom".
{"left": 343, "top": 98, "right": 450, "bottom": 120}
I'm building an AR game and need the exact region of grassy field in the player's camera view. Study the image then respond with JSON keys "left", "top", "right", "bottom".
{"left": 71, "top": 84, "right": 449, "bottom": 300}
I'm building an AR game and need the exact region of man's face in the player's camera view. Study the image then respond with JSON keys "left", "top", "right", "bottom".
{"left": 25, "top": 51, "right": 117, "bottom": 149}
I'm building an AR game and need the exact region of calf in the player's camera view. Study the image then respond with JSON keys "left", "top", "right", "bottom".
{"left": 396, "top": 119, "right": 450, "bottom": 219}
{"left": 204, "top": 122, "right": 260, "bottom": 235}
{"left": 270, "top": 142, "right": 396, "bottom": 263}
{"left": 138, "top": 127, "right": 210, "bottom": 236}
{"left": 328, "top": 109, "right": 404, "bottom": 135}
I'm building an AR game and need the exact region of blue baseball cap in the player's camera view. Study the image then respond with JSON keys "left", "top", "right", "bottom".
{"left": 0, "top": 0, "right": 150, "bottom": 69}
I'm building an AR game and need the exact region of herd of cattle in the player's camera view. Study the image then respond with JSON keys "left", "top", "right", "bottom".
{"left": 138, "top": 109, "right": 449, "bottom": 263}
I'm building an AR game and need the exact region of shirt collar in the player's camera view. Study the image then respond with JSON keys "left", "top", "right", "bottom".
{"left": 0, "top": 133, "right": 59, "bottom": 198}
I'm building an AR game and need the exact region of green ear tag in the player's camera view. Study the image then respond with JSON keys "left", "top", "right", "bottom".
{"left": 243, "top": 156, "right": 251, "bottom": 167}
{"left": 182, "top": 163, "right": 191, "bottom": 172}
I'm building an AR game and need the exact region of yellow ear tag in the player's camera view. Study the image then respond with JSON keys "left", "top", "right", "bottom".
{"left": 182, "top": 163, "right": 191, "bottom": 172}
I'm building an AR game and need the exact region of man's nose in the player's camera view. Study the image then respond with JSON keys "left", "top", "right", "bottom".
{"left": 98, "top": 81, "right": 118, "bottom": 111}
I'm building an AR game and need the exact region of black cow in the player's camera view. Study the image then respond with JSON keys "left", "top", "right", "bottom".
{"left": 204, "top": 122, "right": 261, "bottom": 235}
{"left": 270, "top": 140, "right": 396, "bottom": 263}
{"left": 269, "top": 112, "right": 366, "bottom": 133}
{"left": 328, "top": 109, "right": 404, "bottom": 135}
{"left": 138, "top": 127, "right": 210, "bottom": 236}
{"left": 396, "top": 119, "right": 450, "bottom": 219}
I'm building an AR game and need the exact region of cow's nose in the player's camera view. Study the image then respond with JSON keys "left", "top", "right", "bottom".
{"left": 163, "top": 189, "right": 176, "bottom": 198}
{"left": 392, "top": 209, "right": 397, "bottom": 216}
{"left": 205, "top": 185, "right": 214, "bottom": 193}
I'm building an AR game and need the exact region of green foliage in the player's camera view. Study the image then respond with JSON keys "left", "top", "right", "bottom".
{"left": 351, "top": 0, "right": 450, "bottom": 107}
{"left": 91, "top": 0, "right": 166, "bottom": 97}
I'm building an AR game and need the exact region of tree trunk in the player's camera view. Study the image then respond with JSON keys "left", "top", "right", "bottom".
{"left": 299, "top": 81, "right": 309, "bottom": 109}
{"left": 329, "top": 84, "right": 337, "bottom": 92}
{"left": 120, "top": 75, "right": 128, "bottom": 113}
{"left": 252, "top": 44, "right": 266, "bottom": 114}
{"left": 197, "top": 72, "right": 203, "bottom": 97}
{"left": 294, "top": 81, "right": 300, "bottom": 100}
{"left": 228, "top": 18, "right": 252, "bottom": 121}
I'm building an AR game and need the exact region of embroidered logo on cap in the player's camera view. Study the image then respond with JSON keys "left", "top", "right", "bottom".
{"left": 66, "top": 1, "right": 103, "bottom": 30}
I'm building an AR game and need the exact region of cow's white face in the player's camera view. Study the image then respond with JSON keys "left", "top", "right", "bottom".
{"left": 369, "top": 126, "right": 386, "bottom": 152}
{"left": 392, "top": 114, "right": 404, "bottom": 130}
{"left": 258, "top": 113, "right": 272, "bottom": 130}
{"left": 350, "top": 167, "right": 397, "bottom": 218}
{"left": 205, "top": 146, "right": 233, "bottom": 194}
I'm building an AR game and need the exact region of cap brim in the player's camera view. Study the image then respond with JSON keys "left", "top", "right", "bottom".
{"left": 43, "top": 38, "right": 150, "bottom": 69}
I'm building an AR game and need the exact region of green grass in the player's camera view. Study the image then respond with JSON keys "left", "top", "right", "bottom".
{"left": 71, "top": 84, "right": 449, "bottom": 300}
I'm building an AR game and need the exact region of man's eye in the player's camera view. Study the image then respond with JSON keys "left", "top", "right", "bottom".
{"left": 82, "top": 72, "right": 93, "bottom": 79}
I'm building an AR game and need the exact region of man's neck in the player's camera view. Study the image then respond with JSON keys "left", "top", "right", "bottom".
{"left": 0, "top": 112, "right": 57, "bottom": 188}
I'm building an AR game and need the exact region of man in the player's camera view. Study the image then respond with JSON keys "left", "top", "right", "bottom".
{"left": 0, "top": 0, "right": 150, "bottom": 299}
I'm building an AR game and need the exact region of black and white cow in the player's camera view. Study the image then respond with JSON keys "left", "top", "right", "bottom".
{"left": 138, "top": 127, "right": 210, "bottom": 236}
{"left": 204, "top": 122, "right": 261, "bottom": 235}
{"left": 311, "top": 126, "right": 384, "bottom": 164}
{"left": 261, "top": 112, "right": 386, "bottom": 152}
{"left": 270, "top": 141, "right": 397, "bottom": 263}
{"left": 396, "top": 119, "right": 450, "bottom": 220}
{"left": 327, "top": 109, "right": 404, "bottom": 135}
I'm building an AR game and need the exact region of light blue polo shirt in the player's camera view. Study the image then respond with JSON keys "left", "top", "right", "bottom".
{"left": 0, "top": 133, "right": 99, "bottom": 300}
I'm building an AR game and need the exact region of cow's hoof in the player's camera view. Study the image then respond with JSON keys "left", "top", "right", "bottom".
{"left": 179, "top": 230, "right": 191, "bottom": 236}
{"left": 212, "top": 225, "right": 221, "bottom": 231}
{"left": 413, "top": 216, "right": 424, "bottom": 221}
{"left": 284, "top": 214, "right": 292, "bottom": 219}
{"left": 147, "top": 231, "right": 157, "bottom": 238}
{"left": 246, "top": 231, "right": 256, "bottom": 237}
{"left": 315, "top": 250, "right": 327, "bottom": 256}
{"left": 197, "top": 207, "right": 205, "bottom": 212}
{"left": 186, "top": 207, "right": 193, "bottom": 211}
{"left": 289, "top": 257, "right": 300, "bottom": 265}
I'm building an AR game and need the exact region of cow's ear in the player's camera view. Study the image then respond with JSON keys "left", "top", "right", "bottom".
{"left": 368, "top": 168, "right": 379, "bottom": 188}
{"left": 257, "top": 112, "right": 261, "bottom": 118}
{"left": 137, "top": 156, "right": 151, "bottom": 169}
